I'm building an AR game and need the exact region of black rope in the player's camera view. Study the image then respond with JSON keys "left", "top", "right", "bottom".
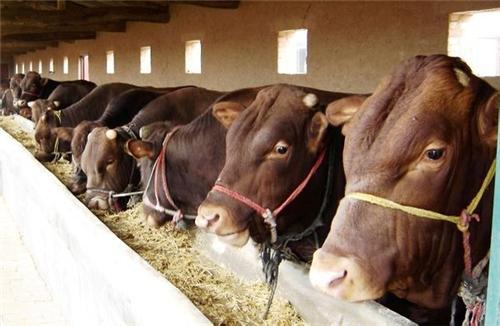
{"left": 275, "top": 129, "right": 339, "bottom": 263}
{"left": 259, "top": 128, "right": 340, "bottom": 319}
{"left": 260, "top": 242, "right": 282, "bottom": 320}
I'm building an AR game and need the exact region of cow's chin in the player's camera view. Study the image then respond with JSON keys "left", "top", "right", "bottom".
{"left": 309, "top": 249, "right": 385, "bottom": 302}
{"left": 87, "top": 196, "right": 109, "bottom": 210}
{"left": 217, "top": 229, "right": 250, "bottom": 247}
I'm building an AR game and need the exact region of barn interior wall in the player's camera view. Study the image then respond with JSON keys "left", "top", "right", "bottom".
{"left": 13, "top": 1, "right": 500, "bottom": 93}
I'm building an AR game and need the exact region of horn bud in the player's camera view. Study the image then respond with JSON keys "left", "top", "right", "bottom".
{"left": 106, "top": 129, "right": 117, "bottom": 140}
{"left": 303, "top": 93, "right": 318, "bottom": 108}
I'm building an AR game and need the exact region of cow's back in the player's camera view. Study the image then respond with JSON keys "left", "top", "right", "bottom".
{"left": 61, "top": 83, "right": 138, "bottom": 127}
{"left": 128, "top": 87, "right": 225, "bottom": 134}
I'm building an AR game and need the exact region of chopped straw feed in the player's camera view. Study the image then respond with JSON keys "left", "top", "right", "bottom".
{"left": 0, "top": 115, "right": 304, "bottom": 325}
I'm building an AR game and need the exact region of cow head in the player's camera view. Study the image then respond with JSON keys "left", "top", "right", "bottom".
{"left": 54, "top": 120, "right": 102, "bottom": 194}
{"left": 9, "top": 73, "right": 25, "bottom": 108}
{"left": 29, "top": 99, "right": 61, "bottom": 124}
{"left": 19, "top": 71, "right": 46, "bottom": 105}
{"left": 309, "top": 55, "right": 498, "bottom": 309}
{"left": 81, "top": 126, "right": 140, "bottom": 211}
{"left": 196, "top": 85, "right": 334, "bottom": 248}
{"left": 34, "top": 109, "right": 62, "bottom": 161}
{"left": 123, "top": 121, "right": 176, "bottom": 226}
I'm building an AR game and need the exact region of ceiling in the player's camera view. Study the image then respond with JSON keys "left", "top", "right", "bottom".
{"left": 0, "top": 0, "right": 240, "bottom": 63}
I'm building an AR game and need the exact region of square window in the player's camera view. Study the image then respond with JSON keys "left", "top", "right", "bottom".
{"left": 106, "top": 50, "right": 114, "bottom": 74}
{"left": 140, "top": 46, "right": 151, "bottom": 74}
{"left": 448, "top": 9, "right": 500, "bottom": 77}
{"left": 29, "top": 61, "right": 33, "bottom": 72}
{"left": 15, "top": 64, "right": 18, "bottom": 74}
{"left": 278, "top": 29, "right": 308, "bottom": 75}
{"left": 63, "top": 56, "right": 69, "bottom": 74}
{"left": 185, "top": 40, "right": 202, "bottom": 74}
{"left": 49, "top": 58, "right": 54, "bottom": 73}
{"left": 21, "top": 63, "right": 25, "bottom": 73}
{"left": 38, "top": 60, "right": 43, "bottom": 74}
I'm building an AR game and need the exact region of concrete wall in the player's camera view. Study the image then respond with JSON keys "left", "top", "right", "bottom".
{"left": 13, "top": 1, "right": 500, "bottom": 93}
{"left": 0, "top": 126, "right": 210, "bottom": 326}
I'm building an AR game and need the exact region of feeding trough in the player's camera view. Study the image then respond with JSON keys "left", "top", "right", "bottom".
{"left": 0, "top": 115, "right": 415, "bottom": 325}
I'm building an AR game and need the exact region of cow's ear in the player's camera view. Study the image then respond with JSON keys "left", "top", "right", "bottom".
{"left": 325, "top": 95, "right": 367, "bottom": 135}
{"left": 477, "top": 92, "right": 499, "bottom": 147}
{"left": 308, "top": 111, "right": 329, "bottom": 153}
{"left": 54, "top": 127, "right": 74, "bottom": 142}
{"left": 212, "top": 101, "right": 245, "bottom": 129}
{"left": 124, "top": 139, "right": 155, "bottom": 159}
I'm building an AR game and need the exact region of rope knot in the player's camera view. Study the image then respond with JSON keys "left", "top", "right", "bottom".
{"left": 173, "top": 210, "right": 184, "bottom": 223}
{"left": 262, "top": 209, "right": 278, "bottom": 243}
{"left": 457, "top": 210, "right": 480, "bottom": 232}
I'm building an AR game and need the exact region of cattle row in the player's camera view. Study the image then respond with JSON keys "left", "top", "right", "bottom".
{"left": 1, "top": 54, "right": 497, "bottom": 325}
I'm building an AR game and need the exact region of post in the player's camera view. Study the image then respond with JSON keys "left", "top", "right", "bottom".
{"left": 57, "top": 0, "right": 65, "bottom": 10}
{"left": 485, "top": 108, "right": 500, "bottom": 325}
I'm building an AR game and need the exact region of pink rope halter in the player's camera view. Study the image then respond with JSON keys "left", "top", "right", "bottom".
{"left": 212, "top": 148, "right": 327, "bottom": 243}
{"left": 143, "top": 126, "right": 196, "bottom": 223}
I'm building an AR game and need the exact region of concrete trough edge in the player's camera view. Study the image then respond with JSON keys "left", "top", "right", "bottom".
{"left": 13, "top": 114, "right": 35, "bottom": 133}
{"left": 195, "top": 219, "right": 417, "bottom": 325}
{"left": 0, "top": 128, "right": 211, "bottom": 326}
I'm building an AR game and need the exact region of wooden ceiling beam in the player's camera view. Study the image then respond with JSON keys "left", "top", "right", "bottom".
{"left": 176, "top": 1, "right": 240, "bottom": 9}
{"left": 70, "top": 0, "right": 168, "bottom": 9}
{"left": 2, "top": 31, "right": 97, "bottom": 42}
{"left": 1, "top": 21, "right": 127, "bottom": 37}
{"left": 1, "top": 5, "right": 170, "bottom": 25}
{"left": 1, "top": 41, "right": 59, "bottom": 49}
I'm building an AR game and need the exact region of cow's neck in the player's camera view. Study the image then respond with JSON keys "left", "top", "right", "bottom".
{"left": 401, "top": 149, "right": 496, "bottom": 309}
{"left": 40, "top": 79, "right": 59, "bottom": 99}
{"left": 270, "top": 127, "right": 346, "bottom": 261}
{"left": 164, "top": 112, "right": 227, "bottom": 214}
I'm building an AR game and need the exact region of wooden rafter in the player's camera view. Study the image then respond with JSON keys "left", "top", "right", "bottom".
{"left": 1, "top": 0, "right": 239, "bottom": 62}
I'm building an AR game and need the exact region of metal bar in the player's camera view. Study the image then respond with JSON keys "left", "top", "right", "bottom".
{"left": 485, "top": 109, "right": 500, "bottom": 325}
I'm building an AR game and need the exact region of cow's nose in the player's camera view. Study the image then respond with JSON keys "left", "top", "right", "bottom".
{"left": 86, "top": 195, "right": 109, "bottom": 210}
{"left": 309, "top": 249, "right": 352, "bottom": 298}
{"left": 309, "top": 266, "right": 348, "bottom": 293}
{"left": 196, "top": 204, "right": 225, "bottom": 230}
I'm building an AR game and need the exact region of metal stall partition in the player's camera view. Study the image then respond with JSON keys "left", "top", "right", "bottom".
{"left": 485, "top": 108, "right": 500, "bottom": 325}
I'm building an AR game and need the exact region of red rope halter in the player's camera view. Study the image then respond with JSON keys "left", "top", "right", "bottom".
{"left": 212, "top": 148, "right": 327, "bottom": 243}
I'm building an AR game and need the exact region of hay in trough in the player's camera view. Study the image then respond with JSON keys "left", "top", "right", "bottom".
{"left": 0, "top": 115, "right": 305, "bottom": 325}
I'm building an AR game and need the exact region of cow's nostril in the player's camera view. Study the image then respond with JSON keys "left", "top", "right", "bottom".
{"left": 206, "top": 213, "right": 219, "bottom": 222}
{"left": 329, "top": 270, "right": 347, "bottom": 288}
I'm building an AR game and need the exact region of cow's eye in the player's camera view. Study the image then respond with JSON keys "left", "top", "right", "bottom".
{"left": 276, "top": 145, "right": 287, "bottom": 154}
{"left": 426, "top": 149, "right": 444, "bottom": 160}
{"left": 273, "top": 141, "right": 289, "bottom": 155}
{"left": 106, "top": 159, "right": 114, "bottom": 165}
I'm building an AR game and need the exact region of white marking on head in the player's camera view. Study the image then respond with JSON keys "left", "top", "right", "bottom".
{"left": 454, "top": 68, "right": 470, "bottom": 87}
{"left": 303, "top": 93, "right": 318, "bottom": 108}
{"left": 53, "top": 100, "right": 60, "bottom": 107}
{"left": 105, "top": 129, "right": 117, "bottom": 140}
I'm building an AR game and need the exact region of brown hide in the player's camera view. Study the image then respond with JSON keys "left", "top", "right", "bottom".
{"left": 309, "top": 55, "right": 498, "bottom": 313}
{"left": 197, "top": 84, "right": 351, "bottom": 261}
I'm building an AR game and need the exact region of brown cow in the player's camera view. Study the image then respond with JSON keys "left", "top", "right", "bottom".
{"left": 9, "top": 73, "right": 25, "bottom": 108}
{"left": 81, "top": 87, "right": 226, "bottom": 211}
{"left": 34, "top": 83, "right": 137, "bottom": 162}
{"left": 60, "top": 86, "right": 190, "bottom": 194}
{"left": 309, "top": 55, "right": 498, "bottom": 323}
{"left": 196, "top": 84, "right": 353, "bottom": 260}
{"left": 28, "top": 80, "right": 96, "bottom": 123}
{"left": 123, "top": 87, "right": 264, "bottom": 224}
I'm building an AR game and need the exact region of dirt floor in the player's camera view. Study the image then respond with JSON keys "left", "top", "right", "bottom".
{"left": 0, "top": 115, "right": 304, "bottom": 326}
